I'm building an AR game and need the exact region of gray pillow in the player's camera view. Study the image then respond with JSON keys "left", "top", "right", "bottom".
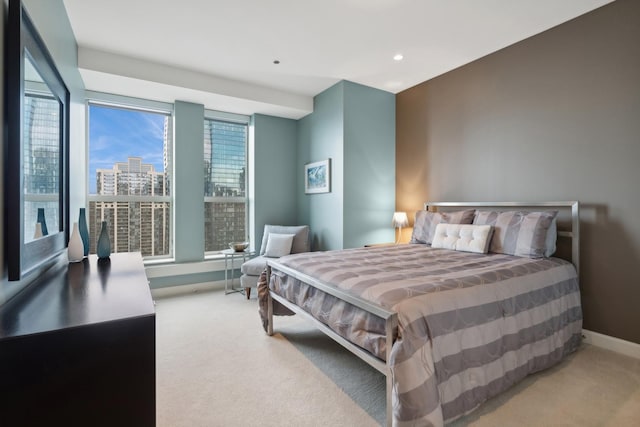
{"left": 260, "top": 225, "right": 310, "bottom": 256}
{"left": 264, "top": 233, "right": 295, "bottom": 258}
{"left": 473, "top": 210, "right": 558, "bottom": 258}
{"left": 545, "top": 217, "right": 557, "bottom": 257}
{"left": 410, "top": 209, "right": 475, "bottom": 245}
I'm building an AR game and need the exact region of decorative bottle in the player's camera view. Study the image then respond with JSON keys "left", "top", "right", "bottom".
{"left": 68, "top": 222, "right": 84, "bottom": 262}
{"left": 34, "top": 222, "right": 44, "bottom": 239}
{"left": 37, "top": 208, "right": 48, "bottom": 236}
{"left": 78, "top": 208, "right": 90, "bottom": 257}
{"left": 97, "top": 221, "right": 111, "bottom": 259}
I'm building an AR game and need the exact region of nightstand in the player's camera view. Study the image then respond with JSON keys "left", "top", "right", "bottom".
{"left": 221, "top": 249, "right": 255, "bottom": 295}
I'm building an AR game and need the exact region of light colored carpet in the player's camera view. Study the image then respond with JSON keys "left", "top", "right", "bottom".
{"left": 155, "top": 288, "right": 640, "bottom": 426}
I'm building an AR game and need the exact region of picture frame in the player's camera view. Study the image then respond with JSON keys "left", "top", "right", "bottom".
{"left": 304, "top": 159, "right": 331, "bottom": 194}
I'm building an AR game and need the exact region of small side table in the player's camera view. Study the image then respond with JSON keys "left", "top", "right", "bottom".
{"left": 222, "top": 249, "right": 255, "bottom": 295}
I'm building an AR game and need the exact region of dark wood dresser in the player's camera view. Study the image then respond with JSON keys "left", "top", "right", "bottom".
{"left": 0, "top": 253, "right": 155, "bottom": 427}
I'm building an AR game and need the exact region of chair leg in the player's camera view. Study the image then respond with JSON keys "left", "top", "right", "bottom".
{"left": 245, "top": 287, "right": 251, "bottom": 299}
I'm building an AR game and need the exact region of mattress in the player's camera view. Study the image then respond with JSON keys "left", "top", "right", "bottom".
{"left": 265, "top": 244, "right": 582, "bottom": 426}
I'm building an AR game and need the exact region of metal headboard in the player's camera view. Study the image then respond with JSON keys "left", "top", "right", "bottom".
{"left": 423, "top": 201, "right": 580, "bottom": 276}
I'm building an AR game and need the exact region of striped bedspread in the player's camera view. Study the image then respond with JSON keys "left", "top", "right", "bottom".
{"left": 265, "top": 244, "right": 582, "bottom": 426}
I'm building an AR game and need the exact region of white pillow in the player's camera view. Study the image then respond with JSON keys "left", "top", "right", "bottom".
{"left": 264, "top": 233, "right": 295, "bottom": 258}
{"left": 431, "top": 224, "right": 494, "bottom": 254}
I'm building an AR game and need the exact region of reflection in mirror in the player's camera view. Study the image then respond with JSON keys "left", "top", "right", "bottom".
{"left": 6, "top": 0, "right": 69, "bottom": 280}
{"left": 23, "top": 56, "right": 61, "bottom": 243}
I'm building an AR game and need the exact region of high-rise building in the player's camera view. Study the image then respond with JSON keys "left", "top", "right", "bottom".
{"left": 96, "top": 157, "right": 167, "bottom": 196}
{"left": 91, "top": 154, "right": 171, "bottom": 257}
{"left": 203, "top": 119, "right": 247, "bottom": 251}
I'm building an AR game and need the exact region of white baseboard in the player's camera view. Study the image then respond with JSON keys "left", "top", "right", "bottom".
{"left": 582, "top": 329, "right": 640, "bottom": 359}
{"left": 145, "top": 258, "right": 226, "bottom": 278}
{"left": 151, "top": 280, "right": 225, "bottom": 299}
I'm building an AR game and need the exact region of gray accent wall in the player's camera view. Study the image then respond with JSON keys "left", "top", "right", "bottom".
{"left": 396, "top": 0, "right": 640, "bottom": 344}
{"left": 299, "top": 81, "right": 395, "bottom": 250}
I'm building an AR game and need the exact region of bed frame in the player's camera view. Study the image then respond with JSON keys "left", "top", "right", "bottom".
{"left": 265, "top": 201, "right": 580, "bottom": 427}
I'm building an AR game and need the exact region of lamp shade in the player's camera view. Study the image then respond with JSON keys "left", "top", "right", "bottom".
{"left": 391, "top": 211, "right": 409, "bottom": 228}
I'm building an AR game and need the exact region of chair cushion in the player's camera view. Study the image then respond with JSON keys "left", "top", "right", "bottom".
{"left": 240, "top": 274, "right": 259, "bottom": 288}
{"left": 260, "top": 225, "right": 310, "bottom": 255}
{"left": 240, "top": 256, "right": 268, "bottom": 276}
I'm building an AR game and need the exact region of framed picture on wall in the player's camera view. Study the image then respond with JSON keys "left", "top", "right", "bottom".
{"left": 304, "top": 159, "right": 331, "bottom": 194}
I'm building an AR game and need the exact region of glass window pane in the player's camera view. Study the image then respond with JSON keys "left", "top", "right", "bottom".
{"left": 204, "top": 119, "right": 248, "bottom": 252}
{"left": 88, "top": 103, "right": 172, "bottom": 258}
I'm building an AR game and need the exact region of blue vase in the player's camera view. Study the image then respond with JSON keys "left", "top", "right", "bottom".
{"left": 78, "top": 208, "right": 90, "bottom": 257}
{"left": 97, "top": 221, "right": 111, "bottom": 259}
{"left": 37, "top": 208, "right": 48, "bottom": 236}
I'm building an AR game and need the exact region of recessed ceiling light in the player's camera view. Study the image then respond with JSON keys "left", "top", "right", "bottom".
{"left": 393, "top": 54, "right": 404, "bottom": 61}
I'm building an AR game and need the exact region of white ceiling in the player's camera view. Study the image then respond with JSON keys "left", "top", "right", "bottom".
{"left": 62, "top": 0, "right": 613, "bottom": 119}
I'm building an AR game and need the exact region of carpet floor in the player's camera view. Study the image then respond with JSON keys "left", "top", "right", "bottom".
{"left": 155, "top": 288, "right": 640, "bottom": 426}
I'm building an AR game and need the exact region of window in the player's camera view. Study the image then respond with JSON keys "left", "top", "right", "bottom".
{"left": 87, "top": 101, "right": 172, "bottom": 258}
{"left": 204, "top": 115, "right": 248, "bottom": 253}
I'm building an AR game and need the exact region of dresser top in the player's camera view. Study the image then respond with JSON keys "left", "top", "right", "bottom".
{"left": 0, "top": 253, "right": 154, "bottom": 339}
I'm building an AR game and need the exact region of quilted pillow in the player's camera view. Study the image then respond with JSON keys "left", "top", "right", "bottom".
{"left": 432, "top": 224, "right": 494, "bottom": 254}
{"left": 410, "top": 209, "right": 475, "bottom": 245}
{"left": 473, "top": 210, "right": 558, "bottom": 258}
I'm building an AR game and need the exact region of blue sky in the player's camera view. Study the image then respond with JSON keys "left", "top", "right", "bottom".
{"left": 88, "top": 104, "right": 166, "bottom": 194}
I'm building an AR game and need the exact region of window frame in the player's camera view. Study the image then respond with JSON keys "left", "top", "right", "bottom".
{"left": 85, "top": 91, "right": 174, "bottom": 260}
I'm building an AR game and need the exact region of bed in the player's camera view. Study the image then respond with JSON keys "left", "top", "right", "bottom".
{"left": 260, "top": 202, "right": 582, "bottom": 426}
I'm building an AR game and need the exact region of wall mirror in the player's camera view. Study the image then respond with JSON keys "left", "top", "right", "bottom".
{"left": 6, "top": 0, "right": 70, "bottom": 280}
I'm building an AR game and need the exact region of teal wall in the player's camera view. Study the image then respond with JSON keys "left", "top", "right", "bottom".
{"left": 23, "top": 0, "right": 86, "bottom": 216}
{"left": 298, "top": 83, "right": 345, "bottom": 250}
{"left": 1, "top": 0, "right": 86, "bottom": 305}
{"left": 298, "top": 81, "right": 395, "bottom": 250}
{"left": 0, "top": 0, "right": 396, "bottom": 295}
{"left": 343, "top": 81, "right": 396, "bottom": 248}
{"left": 252, "top": 114, "right": 298, "bottom": 251}
{"left": 149, "top": 112, "right": 297, "bottom": 288}
{"left": 173, "top": 101, "right": 205, "bottom": 262}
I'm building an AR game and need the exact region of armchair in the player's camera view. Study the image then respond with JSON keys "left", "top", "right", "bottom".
{"left": 240, "top": 225, "right": 310, "bottom": 299}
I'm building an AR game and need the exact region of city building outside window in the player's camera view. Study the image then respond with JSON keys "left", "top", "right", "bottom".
{"left": 87, "top": 102, "right": 172, "bottom": 258}
{"left": 204, "top": 115, "right": 248, "bottom": 253}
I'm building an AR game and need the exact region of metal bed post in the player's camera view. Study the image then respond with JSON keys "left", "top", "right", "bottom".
{"left": 266, "top": 265, "right": 274, "bottom": 336}
{"left": 385, "top": 314, "right": 397, "bottom": 427}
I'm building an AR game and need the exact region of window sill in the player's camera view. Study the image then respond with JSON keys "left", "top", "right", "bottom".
{"left": 144, "top": 257, "right": 227, "bottom": 279}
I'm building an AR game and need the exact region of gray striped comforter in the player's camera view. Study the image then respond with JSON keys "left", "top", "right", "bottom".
{"left": 265, "top": 244, "right": 582, "bottom": 426}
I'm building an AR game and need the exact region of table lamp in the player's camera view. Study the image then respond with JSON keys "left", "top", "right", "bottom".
{"left": 392, "top": 212, "right": 409, "bottom": 244}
